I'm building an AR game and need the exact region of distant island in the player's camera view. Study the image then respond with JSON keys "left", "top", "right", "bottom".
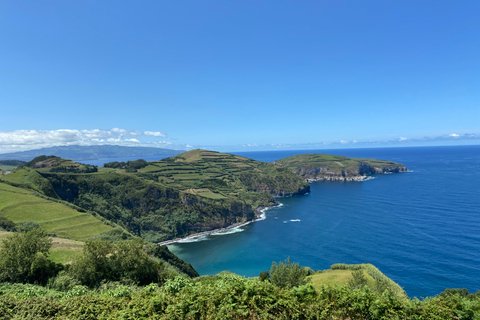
{"left": 0, "top": 145, "right": 184, "bottom": 161}
{"left": 0, "top": 149, "right": 407, "bottom": 243}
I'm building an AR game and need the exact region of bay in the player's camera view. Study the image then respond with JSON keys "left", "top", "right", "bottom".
{"left": 168, "top": 145, "right": 480, "bottom": 298}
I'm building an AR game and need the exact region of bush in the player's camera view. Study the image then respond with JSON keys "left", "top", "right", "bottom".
{"left": 348, "top": 269, "right": 368, "bottom": 289}
{"left": 16, "top": 221, "right": 40, "bottom": 232}
{"left": 0, "top": 229, "right": 61, "bottom": 284}
{"left": 49, "top": 272, "right": 81, "bottom": 291}
{"left": 269, "top": 257, "right": 308, "bottom": 289}
{"left": 0, "top": 217, "right": 17, "bottom": 231}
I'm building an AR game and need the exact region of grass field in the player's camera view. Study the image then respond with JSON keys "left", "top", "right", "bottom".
{"left": 0, "top": 165, "right": 17, "bottom": 172}
{"left": 309, "top": 269, "right": 376, "bottom": 288}
{"left": 0, "top": 230, "right": 84, "bottom": 264}
{"left": 0, "top": 182, "right": 113, "bottom": 241}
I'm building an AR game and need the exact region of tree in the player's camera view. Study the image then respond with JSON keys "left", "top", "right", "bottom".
{"left": 269, "top": 257, "right": 308, "bottom": 289}
{"left": 348, "top": 269, "right": 368, "bottom": 289}
{"left": 0, "top": 229, "right": 59, "bottom": 284}
{"left": 110, "top": 237, "right": 161, "bottom": 285}
{"left": 68, "top": 239, "right": 115, "bottom": 287}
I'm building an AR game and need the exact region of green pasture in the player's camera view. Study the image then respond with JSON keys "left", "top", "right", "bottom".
{"left": 0, "top": 169, "right": 30, "bottom": 184}
{"left": 0, "top": 182, "right": 113, "bottom": 241}
{"left": 309, "top": 269, "right": 375, "bottom": 288}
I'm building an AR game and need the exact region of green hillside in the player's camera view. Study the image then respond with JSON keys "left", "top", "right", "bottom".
{"left": 275, "top": 153, "right": 408, "bottom": 181}
{"left": 0, "top": 182, "right": 113, "bottom": 241}
{"left": 0, "top": 150, "right": 309, "bottom": 243}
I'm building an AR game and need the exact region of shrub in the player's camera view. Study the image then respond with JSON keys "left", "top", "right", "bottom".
{"left": 0, "top": 217, "right": 17, "bottom": 232}
{"left": 269, "top": 257, "right": 308, "bottom": 289}
{"left": 0, "top": 229, "right": 61, "bottom": 284}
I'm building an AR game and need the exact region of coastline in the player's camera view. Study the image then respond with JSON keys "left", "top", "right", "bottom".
{"left": 157, "top": 204, "right": 277, "bottom": 247}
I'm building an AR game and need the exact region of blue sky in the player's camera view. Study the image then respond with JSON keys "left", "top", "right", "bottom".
{"left": 1, "top": 0, "right": 479, "bottom": 152}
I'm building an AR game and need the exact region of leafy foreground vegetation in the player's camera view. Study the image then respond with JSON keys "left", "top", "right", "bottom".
{"left": 1, "top": 230, "right": 479, "bottom": 319}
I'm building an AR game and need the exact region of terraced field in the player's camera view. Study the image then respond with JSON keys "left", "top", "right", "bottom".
{"left": 0, "top": 182, "right": 113, "bottom": 241}
{"left": 134, "top": 149, "right": 308, "bottom": 200}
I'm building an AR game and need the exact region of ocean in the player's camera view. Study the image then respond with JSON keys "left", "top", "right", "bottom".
{"left": 165, "top": 145, "right": 480, "bottom": 298}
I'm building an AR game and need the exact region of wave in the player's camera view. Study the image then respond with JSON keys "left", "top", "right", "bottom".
{"left": 177, "top": 235, "right": 210, "bottom": 243}
{"left": 290, "top": 219, "right": 301, "bottom": 222}
{"left": 211, "top": 226, "right": 246, "bottom": 236}
{"left": 257, "top": 202, "right": 284, "bottom": 221}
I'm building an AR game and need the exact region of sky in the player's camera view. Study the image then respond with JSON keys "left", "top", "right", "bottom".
{"left": 0, "top": 0, "right": 479, "bottom": 153}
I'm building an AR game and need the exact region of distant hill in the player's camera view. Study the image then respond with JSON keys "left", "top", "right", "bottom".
{"left": 0, "top": 145, "right": 183, "bottom": 161}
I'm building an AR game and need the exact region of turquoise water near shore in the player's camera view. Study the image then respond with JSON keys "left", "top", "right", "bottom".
{"left": 168, "top": 145, "right": 480, "bottom": 298}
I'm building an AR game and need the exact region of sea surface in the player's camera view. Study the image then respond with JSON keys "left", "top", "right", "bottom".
{"left": 166, "top": 145, "right": 480, "bottom": 298}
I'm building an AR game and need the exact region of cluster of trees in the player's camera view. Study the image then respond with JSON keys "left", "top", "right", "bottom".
{"left": 49, "top": 164, "right": 97, "bottom": 173}
{"left": 0, "top": 229, "right": 198, "bottom": 290}
{"left": 104, "top": 159, "right": 148, "bottom": 172}
{"left": 0, "top": 160, "right": 25, "bottom": 166}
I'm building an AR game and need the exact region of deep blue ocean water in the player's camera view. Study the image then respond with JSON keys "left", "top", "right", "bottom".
{"left": 166, "top": 145, "right": 480, "bottom": 298}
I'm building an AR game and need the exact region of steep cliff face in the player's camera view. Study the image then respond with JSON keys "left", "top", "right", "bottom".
{"left": 358, "top": 163, "right": 408, "bottom": 175}
{"left": 275, "top": 154, "right": 408, "bottom": 182}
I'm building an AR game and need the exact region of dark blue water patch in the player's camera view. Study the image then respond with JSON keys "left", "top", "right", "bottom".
{"left": 169, "top": 145, "right": 480, "bottom": 298}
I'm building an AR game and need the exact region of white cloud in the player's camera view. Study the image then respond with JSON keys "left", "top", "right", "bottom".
{"left": 0, "top": 129, "right": 178, "bottom": 153}
{"left": 144, "top": 131, "right": 166, "bottom": 137}
{"left": 399, "top": 137, "right": 408, "bottom": 141}
{"left": 340, "top": 140, "right": 349, "bottom": 144}
{"left": 449, "top": 133, "right": 459, "bottom": 138}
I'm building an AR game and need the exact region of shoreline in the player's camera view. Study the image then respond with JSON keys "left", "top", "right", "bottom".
{"left": 157, "top": 204, "right": 277, "bottom": 247}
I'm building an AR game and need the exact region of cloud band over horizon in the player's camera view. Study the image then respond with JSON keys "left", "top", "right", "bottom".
{"left": 0, "top": 129, "right": 479, "bottom": 154}
{"left": 0, "top": 129, "right": 174, "bottom": 153}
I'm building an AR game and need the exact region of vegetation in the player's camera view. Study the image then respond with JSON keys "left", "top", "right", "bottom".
{"left": 0, "top": 228, "right": 61, "bottom": 284}
{"left": 0, "top": 182, "right": 114, "bottom": 241}
{"left": 1, "top": 149, "right": 408, "bottom": 243}
{"left": 275, "top": 153, "right": 407, "bottom": 181}
{"left": 0, "top": 253, "right": 478, "bottom": 319}
{"left": 0, "top": 160, "right": 24, "bottom": 174}
{"left": 1, "top": 149, "right": 310, "bottom": 242}
{"left": 0, "top": 160, "right": 25, "bottom": 167}
{"left": 0, "top": 230, "right": 478, "bottom": 319}
{"left": 0, "top": 230, "right": 196, "bottom": 287}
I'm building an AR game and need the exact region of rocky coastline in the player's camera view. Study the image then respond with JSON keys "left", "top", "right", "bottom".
{"left": 157, "top": 203, "right": 279, "bottom": 246}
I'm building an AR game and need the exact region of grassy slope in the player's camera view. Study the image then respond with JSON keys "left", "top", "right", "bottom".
{"left": 0, "top": 182, "right": 113, "bottom": 241}
{"left": 309, "top": 269, "right": 375, "bottom": 288}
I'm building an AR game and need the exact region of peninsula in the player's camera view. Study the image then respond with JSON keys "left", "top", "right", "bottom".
{"left": 0, "top": 149, "right": 407, "bottom": 243}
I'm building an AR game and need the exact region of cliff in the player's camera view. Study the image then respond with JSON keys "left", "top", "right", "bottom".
{"left": 274, "top": 153, "right": 407, "bottom": 182}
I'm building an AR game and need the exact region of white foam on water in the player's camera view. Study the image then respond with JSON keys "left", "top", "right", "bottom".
{"left": 177, "top": 235, "right": 210, "bottom": 243}
{"left": 211, "top": 226, "right": 246, "bottom": 236}
{"left": 290, "top": 219, "right": 301, "bottom": 222}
